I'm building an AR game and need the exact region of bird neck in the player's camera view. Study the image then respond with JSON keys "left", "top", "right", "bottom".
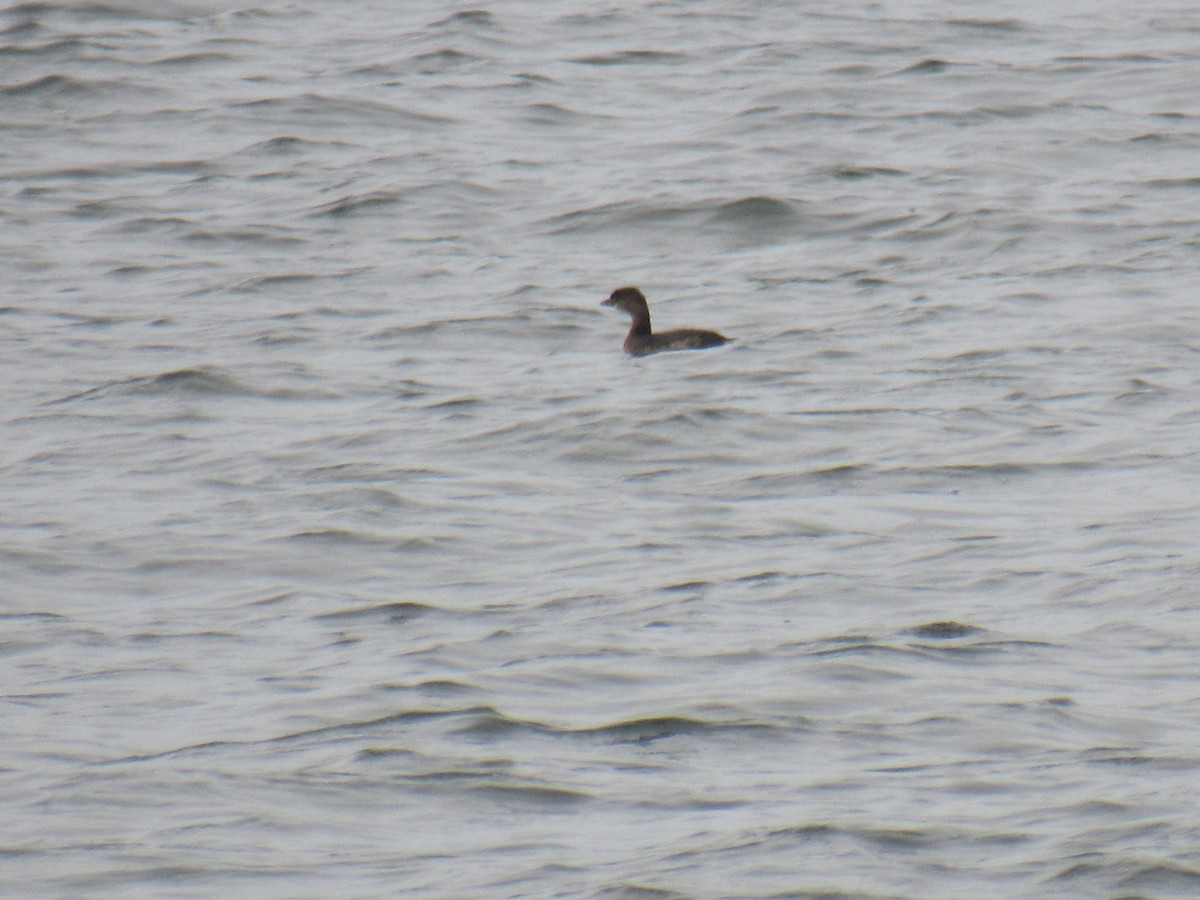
{"left": 626, "top": 306, "right": 651, "bottom": 336}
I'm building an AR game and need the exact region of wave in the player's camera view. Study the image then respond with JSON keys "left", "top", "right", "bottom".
{"left": 309, "top": 179, "right": 500, "bottom": 219}
{"left": 6, "top": 1, "right": 263, "bottom": 22}
{"left": 409, "top": 48, "right": 487, "bottom": 73}
{"left": 810, "top": 625, "right": 1060, "bottom": 665}
{"left": 315, "top": 601, "right": 446, "bottom": 623}
{"left": 429, "top": 9, "right": 496, "bottom": 29}
{"left": 451, "top": 709, "right": 782, "bottom": 743}
{"left": 571, "top": 49, "right": 688, "bottom": 66}
{"left": 826, "top": 165, "right": 909, "bottom": 180}
{"left": 310, "top": 191, "right": 404, "bottom": 218}
{"left": 5, "top": 158, "right": 213, "bottom": 182}
{"left": 898, "top": 58, "right": 954, "bottom": 75}
{"left": 544, "top": 194, "right": 802, "bottom": 246}
{"left": 763, "top": 821, "right": 939, "bottom": 848}
{"left": 232, "top": 93, "right": 456, "bottom": 129}
{"left": 46, "top": 366, "right": 310, "bottom": 404}
{"left": 226, "top": 706, "right": 784, "bottom": 747}
{"left": 903, "top": 621, "right": 983, "bottom": 639}
{"left": 945, "top": 18, "right": 1027, "bottom": 32}
{"left": 1, "top": 73, "right": 142, "bottom": 97}
{"left": 281, "top": 530, "right": 443, "bottom": 553}
{"left": 708, "top": 195, "right": 798, "bottom": 224}
{"left": 243, "top": 134, "right": 329, "bottom": 155}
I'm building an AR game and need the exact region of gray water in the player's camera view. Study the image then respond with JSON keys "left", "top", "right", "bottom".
{"left": 4, "top": 1, "right": 1200, "bottom": 896}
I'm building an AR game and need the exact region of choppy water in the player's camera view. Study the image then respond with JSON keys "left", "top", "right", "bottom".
{"left": 4, "top": 1, "right": 1200, "bottom": 896}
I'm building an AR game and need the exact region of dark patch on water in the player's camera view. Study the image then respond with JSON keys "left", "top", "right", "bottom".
{"left": 311, "top": 191, "right": 404, "bottom": 217}
{"left": 736, "top": 570, "right": 787, "bottom": 583}
{"left": 905, "top": 621, "right": 983, "bottom": 639}
{"left": 595, "top": 884, "right": 687, "bottom": 899}
{"left": 708, "top": 195, "right": 797, "bottom": 223}
{"left": 900, "top": 58, "right": 953, "bottom": 74}
{"left": 315, "top": 601, "right": 441, "bottom": 623}
{"left": 946, "top": 18, "right": 1027, "bottom": 31}
{"left": 474, "top": 783, "right": 591, "bottom": 806}
{"left": 828, "top": 165, "right": 909, "bottom": 180}
{"left": 571, "top": 50, "right": 687, "bottom": 66}
{"left": 661, "top": 580, "right": 710, "bottom": 593}
{"left": 153, "top": 51, "right": 234, "bottom": 66}
{"left": 246, "top": 134, "right": 329, "bottom": 154}
{"left": 1144, "top": 176, "right": 1200, "bottom": 189}
{"left": 580, "top": 716, "right": 775, "bottom": 743}
{"left": 411, "top": 47, "right": 485, "bottom": 73}
{"left": 3, "top": 74, "right": 96, "bottom": 96}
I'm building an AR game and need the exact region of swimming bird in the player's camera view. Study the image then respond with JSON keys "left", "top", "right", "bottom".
{"left": 602, "top": 286, "right": 731, "bottom": 356}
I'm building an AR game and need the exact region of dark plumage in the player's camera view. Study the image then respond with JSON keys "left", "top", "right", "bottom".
{"left": 601, "top": 286, "right": 731, "bottom": 357}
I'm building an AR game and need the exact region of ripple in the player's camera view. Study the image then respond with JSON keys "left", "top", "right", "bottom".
{"left": 898, "top": 58, "right": 954, "bottom": 75}
{"left": 708, "top": 195, "right": 798, "bottom": 224}
{"left": 310, "top": 191, "right": 404, "bottom": 217}
{"left": 430, "top": 9, "right": 497, "bottom": 29}
{"left": 315, "top": 601, "right": 444, "bottom": 623}
{"left": 233, "top": 93, "right": 455, "bottom": 129}
{"left": 904, "top": 621, "right": 984, "bottom": 639}
{"left": 48, "top": 367, "right": 266, "bottom": 403}
{"left": 571, "top": 50, "right": 688, "bottom": 66}
{"left": 5, "top": 2, "right": 1200, "bottom": 896}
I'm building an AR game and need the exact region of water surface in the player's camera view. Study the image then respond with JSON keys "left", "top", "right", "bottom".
{"left": 4, "top": 1, "right": 1200, "bottom": 896}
